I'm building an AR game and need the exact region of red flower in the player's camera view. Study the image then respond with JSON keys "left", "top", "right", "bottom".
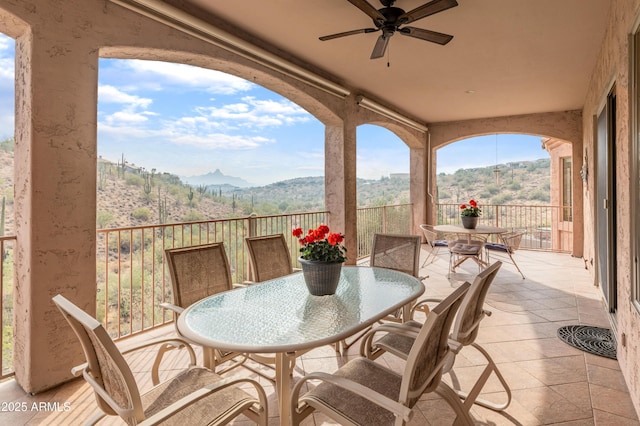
{"left": 460, "top": 204, "right": 467, "bottom": 210}
{"left": 327, "top": 233, "right": 343, "bottom": 246}
{"left": 295, "top": 224, "right": 347, "bottom": 263}
{"left": 469, "top": 199, "right": 477, "bottom": 208}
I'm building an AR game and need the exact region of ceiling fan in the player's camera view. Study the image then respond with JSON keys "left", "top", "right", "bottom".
{"left": 319, "top": 0, "right": 458, "bottom": 59}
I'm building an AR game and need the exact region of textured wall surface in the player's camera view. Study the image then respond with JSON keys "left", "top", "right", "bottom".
{"left": 581, "top": 0, "right": 640, "bottom": 415}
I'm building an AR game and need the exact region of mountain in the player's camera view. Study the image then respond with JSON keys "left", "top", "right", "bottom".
{"left": 183, "top": 169, "right": 255, "bottom": 188}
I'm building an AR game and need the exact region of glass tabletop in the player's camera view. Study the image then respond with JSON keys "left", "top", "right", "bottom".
{"left": 177, "top": 266, "right": 425, "bottom": 353}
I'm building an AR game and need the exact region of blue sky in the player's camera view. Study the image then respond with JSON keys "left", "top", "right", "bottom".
{"left": 0, "top": 34, "right": 547, "bottom": 185}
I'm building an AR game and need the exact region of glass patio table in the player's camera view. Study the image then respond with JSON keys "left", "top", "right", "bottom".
{"left": 177, "top": 265, "right": 425, "bottom": 426}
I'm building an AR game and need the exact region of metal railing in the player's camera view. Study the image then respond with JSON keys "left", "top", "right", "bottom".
{"left": 96, "top": 212, "right": 327, "bottom": 340}
{"left": 356, "top": 204, "right": 413, "bottom": 259}
{"left": 436, "top": 203, "right": 572, "bottom": 252}
{"left": 0, "top": 235, "right": 16, "bottom": 380}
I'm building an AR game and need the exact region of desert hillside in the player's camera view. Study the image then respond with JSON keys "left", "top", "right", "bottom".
{"left": 0, "top": 142, "right": 551, "bottom": 233}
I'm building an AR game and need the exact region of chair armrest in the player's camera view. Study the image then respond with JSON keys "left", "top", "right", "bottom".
{"left": 159, "top": 302, "right": 184, "bottom": 315}
{"left": 291, "top": 371, "right": 413, "bottom": 424}
{"left": 140, "top": 373, "right": 268, "bottom": 425}
{"left": 359, "top": 323, "right": 421, "bottom": 358}
{"left": 120, "top": 337, "right": 198, "bottom": 386}
{"left": 409, "top": 297, "right": 443, "bottom": 319}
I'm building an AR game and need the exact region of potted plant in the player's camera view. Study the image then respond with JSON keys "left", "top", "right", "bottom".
{"left": 292, "top": 225, "right": 347, "bottom": 295}
{"left": 460, "top": 199, "right": 482, "bottom": 229}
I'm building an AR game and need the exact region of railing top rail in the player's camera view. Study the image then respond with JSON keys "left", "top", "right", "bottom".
{"left": 437, "top": 203, "right": 565, "bottom": 208}
{"left": 357, "top": 204, "right": 412, "bottom": 210}
{"left": 96, "top": 211, "right": 330, "bottom": 233}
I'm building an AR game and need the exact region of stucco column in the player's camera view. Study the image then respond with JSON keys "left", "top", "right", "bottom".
{"left": 325, "top": 102, "right": 357, "bottom": 265}
{"left": 572, "top": 139, "right": 584, "bottom": 257}
{"left": 14, "top": 30, "right": 98, "bottom": 393}
{"left": 410, "top": 143, "right": 427, "bottom": 234}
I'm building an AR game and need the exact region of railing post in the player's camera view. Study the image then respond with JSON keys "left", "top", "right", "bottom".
{"left": 494, "top": 205, "right": 499, "bottom": 228}
{"left": 248, "top": 213, "right": 258, "bottom": 237}
{"left": 382, "top": 206, "right": 387, "bottom": 233}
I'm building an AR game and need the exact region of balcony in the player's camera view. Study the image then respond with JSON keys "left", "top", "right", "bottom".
{"left": 0, "top": 249, "right": 637, "bottom": 425}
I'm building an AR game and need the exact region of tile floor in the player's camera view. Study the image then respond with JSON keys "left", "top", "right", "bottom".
{"left": 0, "top": 250, "right": 638, "bottom": 425}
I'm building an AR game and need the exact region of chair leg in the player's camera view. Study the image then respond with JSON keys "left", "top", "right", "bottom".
{"left": 454, "top": 342, "right": 512, "bottom": 412}
{"left": 436, "top": 382, "right": 476, "bottom": 426}
{"left": 507, "top": 251, "right": 525, "bottom": 279}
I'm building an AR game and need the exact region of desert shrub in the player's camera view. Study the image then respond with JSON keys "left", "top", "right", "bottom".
{"left": 131, "top": 208, "right": 150, "bottom": 221}
{"left": 183, "top": 210, "right": 204, "bottom": 222}
{"left": 529, "top": 190, "right": 549, "bottom": 202}
{"left": 97, "top": 210, "right": 114, "bottom": 229}
{"left": 491, "top": 193, "right": 513, "bottom": 204}
{"left": 125, "top": 174, "right": 145, "bottom": 186}
{"left": 509, "top": 181, "right": 522, "bottom": 190}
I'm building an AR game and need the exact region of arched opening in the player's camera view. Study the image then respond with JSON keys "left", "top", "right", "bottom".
{"left": 435, "top": 133, "right": 574, "bottom": 252}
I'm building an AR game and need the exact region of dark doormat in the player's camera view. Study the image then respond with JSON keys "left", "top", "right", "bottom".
{"left": 557, "top": 325, "right": 617, "bottom": 360}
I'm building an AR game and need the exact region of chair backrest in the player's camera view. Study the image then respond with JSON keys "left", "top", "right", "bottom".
{"left": 400, "top": 282, "right": 470, "bottom": 407}
{"left": 451, "top": 261, "right": 502, "bottom": 345}
{"left": 370, "top": 233, "right": 422, "bottom": 278}
{"left": 52, "top": 294, "right": 144, "bottom": 423}
{"left": 502, "top": 231, "right": 524, "bottom": 252}
{"left": 419, "top": 224, "right": 438, "bottom": 248}
{"left": 245, "top": 234, "right": 294, "bottom": 282}
{"left": 165, "top": 243, "right": 233, "bottom": 308}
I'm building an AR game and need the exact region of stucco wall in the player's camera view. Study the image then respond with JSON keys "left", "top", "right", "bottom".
{"left": 581, "top": 0, "right": 640, "bottom": 414}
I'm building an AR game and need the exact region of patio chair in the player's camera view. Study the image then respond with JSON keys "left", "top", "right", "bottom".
{"left": 52, "top": 294, "right": 268, "bottom": 426}
{"left": 162, "top": 243, "right": 284, "bottom": 379}
{"left": 485, "top": 230, "right": 525, "bottom": 279}
{"left": 338, "top": 233, "right": 424, "bottom": 353}
{"left": 360, "top": 261, "right": 511, "bottom": 413}
{"left": 161, "top": 243, "right": 247, "bottom": 374}
{"left": 419, "top": 224, "right": 449, "bottom": 266}
{"left": 291, "top": 282, "right": 473, "bottom": 426}
{"left": 370, "top": 233, "right": 423, "bottom": 279}
{"left": 245, "top": 233, "right": 299, "bottom": 283}
{"left": 448, "top": 236, "right": 486, "bottom": 274}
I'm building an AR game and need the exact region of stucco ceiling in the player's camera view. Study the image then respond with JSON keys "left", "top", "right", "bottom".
{"left": 177, "top": 0, "right": 609, "bottom": 125}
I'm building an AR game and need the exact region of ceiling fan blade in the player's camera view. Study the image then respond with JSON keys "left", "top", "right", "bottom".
{"left": 399, "top": 27, "right": 453, "bottom": 45}
{"left": 398, "top": 0, "right": 458, "bottom": 25}
{"left": 346, "top": 0, "right": 386, "bottom": 24}
{"left": 319, "top": 28, "right": 379, "bottom": 41}
{"left": 370, "top": 34, "right": 390, "bottom": 59}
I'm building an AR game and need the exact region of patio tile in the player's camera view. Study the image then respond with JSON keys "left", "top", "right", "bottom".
{"left": 514, "top": 355, "right": 587, "bottom": 386}
{"left": 590, "top": 384, "right": 639, "bottom": 421}
{"left": 511, "top": 386, "right": 593, "bottom": 424}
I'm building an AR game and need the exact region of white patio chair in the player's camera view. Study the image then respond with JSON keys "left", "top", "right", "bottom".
{"left": 291, "top": 282, "right": 473, "bottom": 426}
{"left": 360, "top": 261, "right": 511, "bottom": 414}
{"left": 52, "top": 294, "right": 268, "bottom": 426}
{"left": 485, "top": 230, "right": 526, "bottom": 279}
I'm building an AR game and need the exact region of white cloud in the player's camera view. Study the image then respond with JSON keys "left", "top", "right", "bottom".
{"left": 171, "top": 133, "right": 272, "bottom": 149}
{"left": 99, "top": 120, "right": 274, "bottom": 151}
{"left": 106, "top": 111, "right": 149, "bottom": 124}
{"left": 195, "top": 97, "right": 310, "bottom": 128}
{"left": 124, "top": 60, "right": 254, "bottom": 95}
{"left": 99, "top": 84, "right": 152, "bottom": 108}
